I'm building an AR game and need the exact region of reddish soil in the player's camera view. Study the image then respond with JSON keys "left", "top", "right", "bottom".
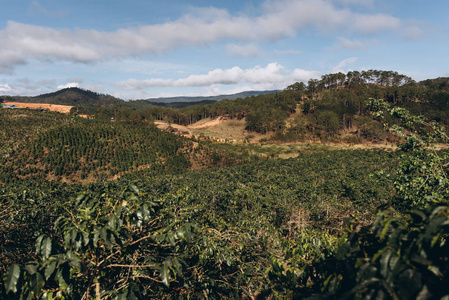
{"left": 3, "top": 102, "right": 73, "bottom": 114}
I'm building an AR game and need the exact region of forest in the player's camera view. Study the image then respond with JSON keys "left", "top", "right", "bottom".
{"left": 1, "top": 71, "right": 449, "bottom": 299}
{"left": 43, "top": 70, "right": 449, "bottom": 144}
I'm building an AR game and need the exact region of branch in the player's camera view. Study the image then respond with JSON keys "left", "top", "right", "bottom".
{"left": 131, "top": 275, "right": 163, "bottom": 283}
{"left": 106, "top": 264, "right": 158, "bottom": 268}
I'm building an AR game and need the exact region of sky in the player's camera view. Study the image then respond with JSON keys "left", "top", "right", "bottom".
{"left": 0, "top": 0, "right": 448, "bottom": 100}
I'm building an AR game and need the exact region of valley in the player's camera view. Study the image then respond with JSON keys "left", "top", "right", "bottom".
{"left": 1, "top": 72, "right": 449, "bottom": 299}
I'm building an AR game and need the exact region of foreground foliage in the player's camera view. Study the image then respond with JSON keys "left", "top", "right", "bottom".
{"left": 1, "top": 149, "right": 396, "bottom": 298}
{"left": 2, "top": 99, "right": 449, "bottom": 299}
{"left": 310, "top": 205, "right": 449, "bottom": 299}
{"left": 274, "top": 99, "right": 449, "bottom": 299}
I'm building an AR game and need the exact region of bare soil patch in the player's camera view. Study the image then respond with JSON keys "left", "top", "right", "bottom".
{"left": 154, "top": 121, "right": 192, "bottom": 136}
{"left": 187, "top": 117, "right": 269, "bottom": 142}
{"left": 188, "top": 116, "right": 225, "bottom": 129}
{"left": 3, "top": 102, "right": 73, "bottom": 114}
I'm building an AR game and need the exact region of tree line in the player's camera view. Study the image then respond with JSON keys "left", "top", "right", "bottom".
{"left": 83, "top": 71, "right": 449, "bottom": 141}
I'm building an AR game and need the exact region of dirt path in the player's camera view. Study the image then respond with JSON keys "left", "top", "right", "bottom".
{"left": 188, "top": 116, "right": 224, "bottom": 129}
{"left": 154, "top": 121, "right": 192, "bottom": 135}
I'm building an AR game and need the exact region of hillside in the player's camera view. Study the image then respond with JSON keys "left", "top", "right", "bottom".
{"left": 2, "top": 103, "right": 449, "bottom": 298}
{"left": 0, "top": 88, "right": 280, "bottom": 107}
{"left": 4, "top": 87, "right": 123, "bottom": 107}
{"left": 146, "top": 99, "right": 218, "bottom": 108}
{"left": 113, "top": 71, "right": 449, "bottom": 145}
{"left": 1, "top": 89, "right": 449, "bottom": 299}
{"left": 419, "top": 76, "right": 449, "bottom": 91}
{"left": 0, "top": 109, "right": 246, "bottom": 184}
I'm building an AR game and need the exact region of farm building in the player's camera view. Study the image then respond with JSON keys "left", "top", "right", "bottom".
{"left": 2, "top": 104, "right": 20, "bottom": 109}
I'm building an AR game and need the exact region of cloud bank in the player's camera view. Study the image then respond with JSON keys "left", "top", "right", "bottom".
{"left": 116, "top": 63, "right": 321, "bottom": 91}
{"left": 0, "top": 0, "right": 412, "bottom": 73}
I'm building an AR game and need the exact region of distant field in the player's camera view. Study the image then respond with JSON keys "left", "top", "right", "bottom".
{"left": 3, "top": 102, "right": 73, "bottom": 113}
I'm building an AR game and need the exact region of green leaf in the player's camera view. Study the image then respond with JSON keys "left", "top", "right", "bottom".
{"left": 108, "top": 215, "right": 117, "bottom": 230}
{"left": 176, "top": 226, "right": 185, "bottom": 240}
{"left": 45, "top": 260, "right": 57, "bottom": 280}
{"left": 176, "top": 224, "right": 192, "bottom": 242}
{"left": 93, "top": 227, "right": 100, "bottom": 247}
{"left": 160, "top": 261, "right": 170, "bottom": 287}
{"left": 136, "top": 211, "right": 143, "bottom": 227}
{"left": 128, "top": 195, "right": 139, "bottom": 202}
{"left": 4, "top": 264, "right": 21, "bottom": 294}
{"left": 416, "top": 285, "right": 430, "bottom": 300}
{"left": 380, "top": 250, "right": 392, "bottom": 278}
{"left": 380, "top": 218, "right": 396, "bottom": 241}
{"left": 76, "top": 193, "right": 86, "bottom": 206}
{"left": 36, "top": 235, "right": 44, "bottom": 254}
{"left": 31, "top": 271, "right": 45, "bottom": 296}
{"left": 410, "top": 210, "right": 427, "bottom": 223}
{"left": 55, "top": 263, "right": 69, "bottom": 289}
{"left": 141, "top": 203, "right": 150, "bottom": 221}
{"left": 75, "top": 232, "right": 82, "bottom": 251}
{"left": 40, "top": 236, "right": 52, "bottom": 260}
{"left": 389, "top": 254, "right": 400, "bottom": 271}
{"left": 130, "top": 184, "right": 139, "bottom": 195}
{"left": 428, "top": 265, "right": 443, "bottom": 277}
{"left": 171, "top": 258, "right": 182, "bottom": 276}
{"left": 82, "top": 231, "right": 89, "bottom": 246}
{"left": 25, "top": 264, "right": 37, "bottom": 275}
{"left": 115, "top": 292, "right": 128, "bottom": 300}
{"left": 397, "top": 269, "right": 422, "bottom": 299}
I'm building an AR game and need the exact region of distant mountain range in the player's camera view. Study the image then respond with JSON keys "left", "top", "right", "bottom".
{"left": 0, "top": 87, "right": 280, "bottom": 106}
{"left": 144, "top": 90, "right": 280, "bottom": 103}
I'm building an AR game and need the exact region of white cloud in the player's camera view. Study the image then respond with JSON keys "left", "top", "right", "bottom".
{"left": 0, "top": 0, "right": 414, "bottom": 73}
{"left": 0, "top": 84, "right": 12, "bottom": 93}
{"left": 0, "top": 78, "right": 79, "bottom": 96}
{"left": 289, "top": 69, "right": 322, "bottom": 82}
{"left": 0, "top": 21, "right": 102, "bottom": 73}
{"left": 332, "top": 57, "right": 358, "bottom": 73}
{"left": 0, "top": 78, "right": 52, "bottom": 96}
{"left": 57, "top": 82, "right": 80, "bottom": 89}
{"left": 116, "top": 62, "right": 321, "bottom": 92}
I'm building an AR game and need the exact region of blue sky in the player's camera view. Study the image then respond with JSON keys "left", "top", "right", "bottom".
{"left": 0, "top": 0, "right": 447, "bottom": 100}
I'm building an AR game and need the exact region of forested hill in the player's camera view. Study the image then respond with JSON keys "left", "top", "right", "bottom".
{"left": 0, "top": 88, "right": 279, "bottom": 106}
{"left": 419, "top": 76, "right": 449, "bottom": 91}
{"left": 86, "top": 70, "right": 449, "bottom": 144}
{"left": 144, "top": 90, "right": 280, "bottom": 103}
{"left": 1, "top": 87, "right": 124, "bottom": 106}
{"left": 147, "top": 99, "right": 218, "bottom": 109}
